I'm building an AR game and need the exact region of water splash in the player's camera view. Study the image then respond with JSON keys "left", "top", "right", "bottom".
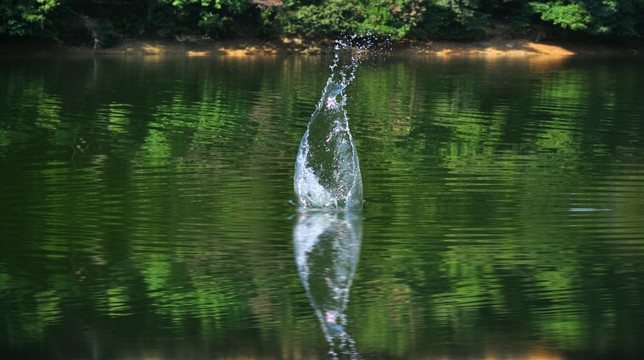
{"left": 292, "top": 35, "right": 386, "bottom": 358}
{"left": 294, "top": 35, "right": 380, "bottom": 209}
{"left": 293, "top": 209, "right": 363, "bottom": 359}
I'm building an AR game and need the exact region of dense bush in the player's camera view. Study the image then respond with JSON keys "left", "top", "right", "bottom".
{"left": 411, "top": 4, "right": 480, "bottom": 40}
{"left": 360, "top": 0, "right": 425, "bottom": 39}
{"left": 0, "top": 0, "right": 63, "bottom": 38}
{"left": 279, "top": 0, "right": 364, "bottom": 36}
{"left": 1, "top": 0, "right": 642, "bottom": 45}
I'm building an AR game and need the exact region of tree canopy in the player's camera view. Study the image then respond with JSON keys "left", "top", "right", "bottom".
{"left": 1, "top": 0, "right": 642, "bottom": 46}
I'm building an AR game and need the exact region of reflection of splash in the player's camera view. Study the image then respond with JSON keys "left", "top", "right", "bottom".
{"left": 293, "top": 209, "right": 363, "bottom": 359}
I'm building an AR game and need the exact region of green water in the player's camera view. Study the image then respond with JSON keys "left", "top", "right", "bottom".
{"left": 1, "top": 54, "right": 643, "bottom": 359}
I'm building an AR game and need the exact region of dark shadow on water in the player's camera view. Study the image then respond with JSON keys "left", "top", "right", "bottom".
{"left": 293, "top": 209, "right": 363, "bottom": 360}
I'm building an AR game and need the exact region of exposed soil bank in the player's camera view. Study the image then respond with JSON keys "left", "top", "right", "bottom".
{"left": 1, "top": 36, "right": 642, "bottom": 57}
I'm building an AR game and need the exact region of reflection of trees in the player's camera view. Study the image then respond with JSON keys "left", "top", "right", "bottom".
{"left": 348, "top": 56, "right": 644, "bottom": 356}
{"left": 1, "top": 56, "right": 644, "bottom": 358}
{"left": 0, "top": 55, "right": 327, "bottom": 357}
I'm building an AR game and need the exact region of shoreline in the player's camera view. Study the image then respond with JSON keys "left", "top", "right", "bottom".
{"left": 1, "top": 36, "right": 642, "bottom": 57}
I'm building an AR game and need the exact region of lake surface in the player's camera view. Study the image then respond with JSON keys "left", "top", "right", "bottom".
{"left": 1, "top": 53, "right": 644, "bottom": 360}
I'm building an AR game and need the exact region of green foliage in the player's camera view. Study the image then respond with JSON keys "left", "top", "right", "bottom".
{"left": 528, "top": 0, "right": 642, "bottom": 37}
{"left": 360, "top": 0, "right": 425, "bottom": 39}
{"left": 280, "top": 0, "right": 364, "bottom": 36}
{"left": 0, "top": 0, "right": 62, "bottom": 37}
{"left": 614, "top": 0, "right": 644, "bottom": 38}
{"left": 412, "top": 3, "right": 481, "bottom": 39}
{"left": 157, "top": 0, "right": 255, "bottom": 37}
{"left": 280, "top": 0, "right": 426, "bottom": 39}
{"left": 0, "top": 0, "right": 642, "bottom": 43}
{"left": 440, "top": 0, "right": 491, "bottom": 30}
{"left": 530, "top": 1, "right": 592, "bottom": 31}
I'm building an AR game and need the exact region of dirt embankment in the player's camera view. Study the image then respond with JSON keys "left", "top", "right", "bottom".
{"left": 1, "top": 36, "right": 642, "bottom": 57}
{"left": 396, "top": 38, "right": 642, "bottom": 56}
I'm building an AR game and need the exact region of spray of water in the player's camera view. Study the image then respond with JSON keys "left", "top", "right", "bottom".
{"left": 294, "top": 35, "right": 384, "bottom": 209}
{"left": 292, "top": 34, "right": 389, "bottom": 359}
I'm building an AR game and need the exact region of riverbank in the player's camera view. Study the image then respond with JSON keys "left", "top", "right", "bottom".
{"left": 1, "top": 36, "right": 642, "bottom": 57}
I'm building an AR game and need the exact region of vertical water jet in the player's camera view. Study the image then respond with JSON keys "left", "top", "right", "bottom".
{"left": 293, "top": 34, "right": 386, "bottom": 359}
{"left": 294, "top": 35, "right": 375, "bottom": 209}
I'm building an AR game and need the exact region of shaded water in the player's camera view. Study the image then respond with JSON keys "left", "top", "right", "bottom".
{"left": 1, "top": 54, "right": 644, "bottom": 359}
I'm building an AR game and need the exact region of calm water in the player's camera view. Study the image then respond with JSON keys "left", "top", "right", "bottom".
{"left": 1, "top": 54, "right": 644, "bottom": 360}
